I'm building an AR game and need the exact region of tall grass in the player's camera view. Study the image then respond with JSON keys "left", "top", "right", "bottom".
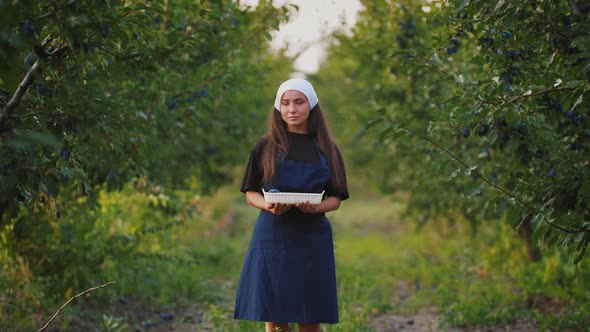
{"left": 2, "top": 184, "right": 588, "bottom": 331}
{"left": 173, "top": 187, "right": 589, "bottom": 331}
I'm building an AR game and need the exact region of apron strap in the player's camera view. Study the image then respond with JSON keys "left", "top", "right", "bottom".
{"left": 312, "top": 138, "right": 328, "bottom": 167}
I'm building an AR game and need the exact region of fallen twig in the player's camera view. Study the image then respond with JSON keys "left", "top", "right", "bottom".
{"left": 37, "top": 281, "right": 116, "bottom": 332}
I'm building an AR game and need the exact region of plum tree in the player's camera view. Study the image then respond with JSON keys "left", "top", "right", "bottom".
{"left": 318, "top": 0, "right": 589, "bottom": 262}
{"left": 0, "top": 0, "right": 295, "bottom": 303}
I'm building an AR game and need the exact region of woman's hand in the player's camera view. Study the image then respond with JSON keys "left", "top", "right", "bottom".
{"left": 267, "top": 202, "right": 292, "bottom": 215}
{"left": 246, "top": 191, "right": 341, "bottom": 215}
{"left": 296, "top": 201, "right": 319, "bottom": 214}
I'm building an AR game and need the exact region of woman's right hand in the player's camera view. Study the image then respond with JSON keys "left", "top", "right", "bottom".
{"left": 266, "top": 202, "right": 292, "bottom": 215}
{"left": 245, "top": 191, "right": 292, "bottom": 215}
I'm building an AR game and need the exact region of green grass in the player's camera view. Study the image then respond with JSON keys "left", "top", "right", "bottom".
{"left": 161, "top": 189, "right": 590, "bottom": 331}
{"left": 331, "top": 197, "right": 590, "bottom": 331}
{"left": 3, "top": 186, "right": 589, "bottom": 331}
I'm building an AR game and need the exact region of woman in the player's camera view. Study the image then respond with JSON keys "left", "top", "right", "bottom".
{"left": 234, "top": 78, "right": 349, "bottom": 332}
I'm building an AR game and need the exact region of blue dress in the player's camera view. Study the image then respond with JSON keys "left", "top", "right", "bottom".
{"left": 234, "top": 139, "right": 339, "bottom": 323}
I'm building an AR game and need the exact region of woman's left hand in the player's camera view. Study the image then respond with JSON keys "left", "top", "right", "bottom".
{"left": 296, "top": 201, "right": 319, "bottom": 214}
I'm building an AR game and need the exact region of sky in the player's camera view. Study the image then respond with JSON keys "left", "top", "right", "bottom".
{"left": 241, "top": 0, "right": 363, "bottom": 74}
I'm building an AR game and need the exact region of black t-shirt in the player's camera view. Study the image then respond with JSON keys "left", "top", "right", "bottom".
{"left": 240, "top": 132, "right": 349, "bottom": 200}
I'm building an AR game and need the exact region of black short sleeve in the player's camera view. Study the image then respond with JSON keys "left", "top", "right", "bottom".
{"left": 326, "top": 145, "right": 349, "bottom": 201}
{"left": 240, "top": 138, "right": 267, "bottom": 194}
{"left": 240, "top": 135, "right": 349, "bottom": 201}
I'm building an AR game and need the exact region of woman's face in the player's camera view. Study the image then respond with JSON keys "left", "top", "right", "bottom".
{"left": 280, "top": 90, "right": 310, "bottom": 133}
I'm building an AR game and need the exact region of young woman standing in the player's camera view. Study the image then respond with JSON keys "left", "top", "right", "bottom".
{"left": 234, "top": 78, "right": 349, "bottom": 332}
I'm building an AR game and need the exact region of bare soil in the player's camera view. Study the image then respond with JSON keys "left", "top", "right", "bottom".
{"left": 367, "top": 291, "right": 574, "bottom": 332}
{"left": 368, "top": 312, "right": 538, "bottom": 332}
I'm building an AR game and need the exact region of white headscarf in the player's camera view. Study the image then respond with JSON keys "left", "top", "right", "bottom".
{"left": 273, "top": 78, "right": 319, "bottom": 111}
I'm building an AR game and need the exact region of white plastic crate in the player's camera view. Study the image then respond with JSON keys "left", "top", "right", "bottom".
{"left": 262, "top": 189, "right": 324, "bottom": 204}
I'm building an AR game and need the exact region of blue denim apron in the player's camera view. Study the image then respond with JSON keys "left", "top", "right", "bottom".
{"left": 234, "top": 141, "right": 338, "bottom": 323}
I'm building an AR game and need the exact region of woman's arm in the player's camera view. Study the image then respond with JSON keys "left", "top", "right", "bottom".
{"left": 245, "top": 190, "right": 292, "bottom": 215}
{"left": 296, "top": 196, "right": 341, "bottom": 214}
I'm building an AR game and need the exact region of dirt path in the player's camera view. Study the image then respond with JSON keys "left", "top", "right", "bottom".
{"left": 370, "top": 311, "right": 442, "bottom": 332}
{"left": 62, "top": 197, "right": 547, "bottom": 331}
{"left": 368, "top": 312, "right": 538, "bottom": 332}
{"left": 66, "top": 295, "right": 539, "bottom": 332}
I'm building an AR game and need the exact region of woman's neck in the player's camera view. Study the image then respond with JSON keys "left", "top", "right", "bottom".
{"left": 287, "top": 126, "right": 308, "bottom": 134}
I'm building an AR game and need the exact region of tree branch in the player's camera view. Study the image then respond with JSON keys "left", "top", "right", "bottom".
{"left": 398, "top": 124, "right": 590, "bottom": 234}
{"left": 507, "top": 87, "right": 574, "bottom": 102}
{"left": 0, "top": 42, "right": 70, "bottom": 135}
{"left": 567, "top": 0, "right": 582, "bottom": 16}
{"left": 171, "top": 11, "right": 281, "bottom": 99}
{"left": 37, "top": 281, "right": 116, "bottom": 332}
{"left": 0, "top": 60, "right": 41, "bottom": 125}
{"left": 418, "top": 56, "right": 501, "bottom": 105}
{"left": 417, "top": 56, "right": 574, "bottom": 106}
{"left": 34, "top": 0, "right": 77, "bottom": 21}
{"left": 7, "top": 111, "right": 62, "bottom": 119}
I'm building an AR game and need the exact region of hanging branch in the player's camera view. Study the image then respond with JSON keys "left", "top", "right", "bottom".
{"left": 0, "top": 35, "right": 62, "bottom": 132}
{"left": 567, "top": 0, "right": 582, "bottom": 16}
{"left": 170, "top": 10, "right": 283, "bottom": 99}
{"left": 34, "top": 0, "right": 77, "bottom": 21}
{"left": 391, "top": 54, "right": 588, "bottom": 233}
{"left": 0, "top": 60, "right": 41, "bottom": 127}
{"left": 37, "top": 281, "right": 116, "bottom": 332}
{"left": 394, "top": 124, "right": 590, "bottom": 235}
{"left": 197, "top": 11, "right": 281, "bottom": 89}
{"left": 415, "top": 56, "right": 574, "bottom": 106}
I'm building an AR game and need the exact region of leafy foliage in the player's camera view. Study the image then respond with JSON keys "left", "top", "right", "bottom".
{"left": 0, "top": 0, "right": 294, "bottom": 316}
{"left": 319, "top": 0, "right": 590, "bottom": 261}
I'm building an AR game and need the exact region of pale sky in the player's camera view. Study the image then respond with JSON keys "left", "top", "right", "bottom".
{"left": 241, "top": 0, "right": 362, "bottom": 74}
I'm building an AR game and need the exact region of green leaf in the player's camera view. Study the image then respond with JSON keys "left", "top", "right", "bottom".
{"left": 390, "top": 49, "right": 411, "bottom": 57}
{"left": 389, "top": 130, "right": 407, "bottom": 143}
{"left": 365, "top": 118, "right": 384, "bottom": 129}
{"left": 263, "top": 31, "right": 272, "bottom": 41}
{"left": 45, "top": 175, "right": 60, "bottom": 197}
{"left": 531, "top": 213, "right": 544, "bottom": 232}
{"left": 81, "top": 181, "right": 92, "bottom": 195}
{"left": 574, "top": 238, "right": 588, "bottom": 264}
{"left": 6, "top": 129, "right": 60, "bottom": 151}
{"left": 271, "top": 19, "right": 280, "bottom": 31}
{"left": 464, "top": 165, "right": 478, "bottom": 177}
{"left": 467, "top": 184, "right": 485, "bottom": 197}
{"left": 565, "top": 80, "right": 581, "bottom": 89}
{"left": 503, "top": 107, "right": 518, "bottom": 123}
{"left": 495, "top": 0, "right": 507, "bottom": 10}
{"left": 455, "top": 0, "right": 469, "bottom": 10}
{"left": 378, "top": 126, "right": 394, "bottom": 142}
{"left": 571, "top": 94, "right": 583, "bottom": 112}
{"left": 507, "top": 208, "right": 523, "bottom": 229}
{"left": 578, "top": 180, "right": 590, "bottom": 199}
{"left": 448, "top": 168, "right": 463, "bottom": 180}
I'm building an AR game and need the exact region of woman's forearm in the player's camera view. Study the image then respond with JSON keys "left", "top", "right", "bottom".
{"left": 315, "top": 196, "right": 341, "bottom": 213}
{"left": 294, "top": 196, "right": 341, "bottom": 214}
{"left": 245, "top": 191, "right": 268, "bottom": 210}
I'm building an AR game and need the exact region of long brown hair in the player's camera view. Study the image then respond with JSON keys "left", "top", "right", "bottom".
{"left": 261, "top": 104, "right": 345, "bottom": 193}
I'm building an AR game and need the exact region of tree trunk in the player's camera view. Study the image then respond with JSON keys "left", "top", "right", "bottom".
{"left": 519, "top": 214, "right": 542, "bottom": 262}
